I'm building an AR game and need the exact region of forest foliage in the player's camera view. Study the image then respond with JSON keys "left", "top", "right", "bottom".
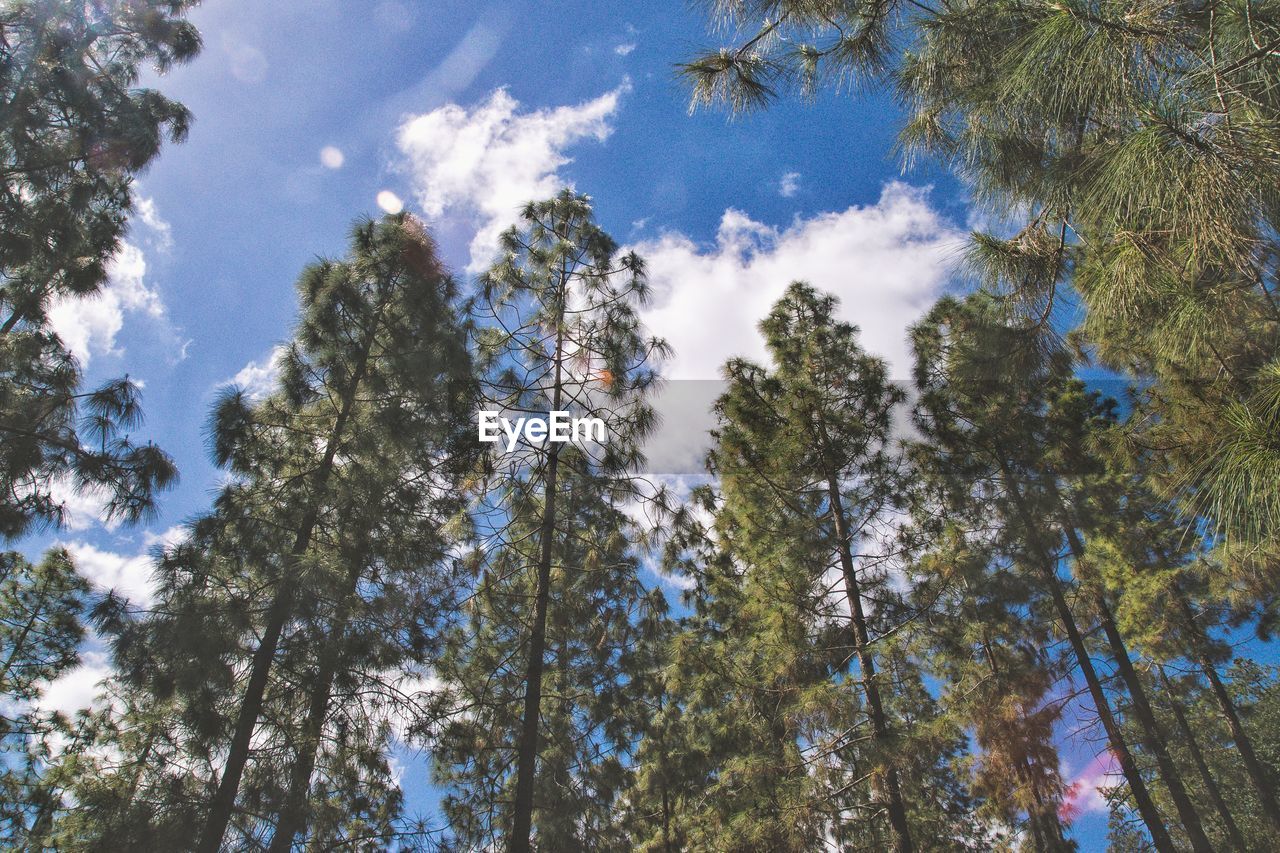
{"left": 2, "top": 0, "right": 1280, "bottom": 850}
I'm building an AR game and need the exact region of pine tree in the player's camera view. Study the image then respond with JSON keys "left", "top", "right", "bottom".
{"left": 0, "top": 548, "right": 90, "bottom": 845}
{"left": 48, "top": 215, "right": 473, "bottom": 850}
{"left": 0, "top": 0, "right": 198, "bottom": 536}
{"left": 902, "top": 526, "right": 1074, "bottom": 850}
{"left": 681, "top": 0, "right": 1280, "bottom": 568}
{"left": 908, "top": 293, "right": 1223, "bottom": 851}
{"left": 1074, "top": 457, "right": 1280, "bottom": 843}
{"left": 424, "top": 190, "right": 667, "bottom": 851}
{"left": 639, "top": 283, "right": 982, "bottom": 850}
{"left": 716, "top": 282, "right": 917, "bottom": 850}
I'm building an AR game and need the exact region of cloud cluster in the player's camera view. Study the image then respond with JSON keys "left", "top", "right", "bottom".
{"left": 228, "top": 344, "right": 288, "bottom": 401}
{"left": 633, "top": 182, "right": 963, "bottom": 380}
{"left": 60, "top": 525, "right": 184, "bottom": 608}
{"left": 47, "top": 196, "right": 174, "bottom": 366}
{"left": 1060, "top": 751, "right": 1119, "bottom": 821}
{"left": 396, "top": 83, "right": 629, "bottom": 271}
{"left": 39, "top": 648, "right": 111, "bottom": 718}
{"left": 48, "top": 243, "right": 165, "bottom": 366}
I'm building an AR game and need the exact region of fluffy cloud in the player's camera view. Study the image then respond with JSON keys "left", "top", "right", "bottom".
{"left": 396, "top": 83, "right": 628, "bottom": 271}
{"left": 1060, "top": 751, "right": 1120, "bottom": 821}
{"left": 633, "top": 182, "right": 962, "bottom": 380}
{"left": 61, "top": 539, "right": 158, "bottom": 608}
{"left": 39, "top": 648, "right": 111, "bottom": 718}
{"left": 49, "top": 478, "right": 119, "bottom": 533}
{"left": 48, "top": 243, "right": 164, "bottom": 365}
{"left": 134, "top": 196, "right": 173, "bottom": 250}
{"left": 227, "top": 344, "right": 288, "bottom": 400}
{"left": 47, "top": 196, "right": 173, "bottom": 366}
{"left": 53, "top": 526, "right": 185, "bottom": 612}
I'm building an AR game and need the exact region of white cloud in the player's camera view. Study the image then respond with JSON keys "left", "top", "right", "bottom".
{"left": 61, "top": 541, "right": 154, "bottom": 607}
{"left": 396, "top": 83, "right": 629, "bottom": 272}
{"left": 228, "top": 345, "right": 287, "bottom": 401}
{"left": 48, "top": 243, "right": 165, "bottom": 366}
{"left": 632, "top": 182, "right": 962, "bottom": 380}
{"left": 55, "top": 525, "right": 184, "bottom": 609}
{"left": 143, "top": 524, "right": 188, "bottom": 551}
{"left": 615, "top": 42, "right": 637, "bottom": 56}
{"left": 134, "top": 196, "right": 173, "bottom": 251}
{"left": 320, "top": 145, "right": 345, "bottom": 169}
{"left": 39, "top": 649, "right": 111, "bottom": 718}
{"left": 47, "top": 197, "right": 175, "bottom": 366}
{"left": 49, "top": 478, "right": 119, "bottom": 533}
{"left": 779, "top": 171, "right": 801, "bottom": 197}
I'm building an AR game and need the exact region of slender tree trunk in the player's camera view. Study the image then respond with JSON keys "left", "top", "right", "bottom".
{"left": 197, "top": 559, "right": 301, "bottom": 853}
{"left": 1173, "top": 588, "right": 1280, "bottom": 832}
{"left": 827, "top": 476, "right": 914, "bottom": 853}
{"left": 509, "top": 444, "right": 560, "bottom": 853}
{"left": 510, "top": 313, "right": 567, "bottom": 852}
{"left": 268, "top": 563, "right": 362, "bottom": 852}
{"left": 0, "top": 306, "right": 26, "bottom": 336}
{"left": 1034, "top": 561, "right": 1174, "bottom": 852}
{"left": 1156, "top": 666, "right": 1247, "bottom": 850}
{"left": 1024, "top": 793, "right": 1047, "bottom": 853}
{"left": 197, "top": 324, "right": 378, "bottom": 853}
{"left": 1056, "top": 523, "right": 1213, "bottom": 852}
{"left": 998, "top": 467, "right": 1175, "bottom": 853}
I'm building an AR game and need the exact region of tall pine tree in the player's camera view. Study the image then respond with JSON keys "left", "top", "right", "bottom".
{"left": 424, "top": 190, "right": 667, "bottom": 851}
{"left": 1, "top": 0, "right": 198, "bottom": 536}
{"left": 50, "top": 215, "right": 474, "bottom": 850}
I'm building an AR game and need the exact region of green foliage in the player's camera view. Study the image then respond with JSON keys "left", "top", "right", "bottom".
{"left": 629, "top": 283, "right": 983, "bottom": 851}
{"left": 683, "top": 0, "right": 1280, "bottom": 581}
{"left": 45, "top": 215, "right": 475, "bottom": 850}
{"left": 0, "top": 0, "right": 197, "bottom": 537}
{"left": 425, "top": 190, "right": 670, "bottom": 850}
{"left": 0, "top": 548, "right": 90, "bottom": 846}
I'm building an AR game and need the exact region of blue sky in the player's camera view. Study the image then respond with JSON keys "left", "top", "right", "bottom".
{"left": 20, "top": 0, "right": 1139, "bottom": 845}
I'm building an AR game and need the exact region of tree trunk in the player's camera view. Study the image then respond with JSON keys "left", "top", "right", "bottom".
{"left": 509, "top": 444, "right": 560, "bottom": 853}
{"left": 1056, "top": 523, "right": 1213, "bottom": 852}
{"left": 998, "top": 466, "right": 1175, "bottom": 853}
{"left": 1173, "top": 587, "right": 1280, "bottom": 833}
{"left": 510, "top": 312, "right": 568, "bottom": 852}
{"left": 1157, "top": 665, "right": 1247, "bottom": 850}
{"left": 268, "top": 563, "right": 362, "bottom": 852}
{"left": 827, "top": 476, "right": 914, "bottom": 853}
{"left": 1035, "top": 562, "right": 1175, "bottom": 851}
{"left": 197, "top": 322, "right": 377, "bottom": 853}
{"left": 197, "top": 559, "right": 300, "bottom": 853}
